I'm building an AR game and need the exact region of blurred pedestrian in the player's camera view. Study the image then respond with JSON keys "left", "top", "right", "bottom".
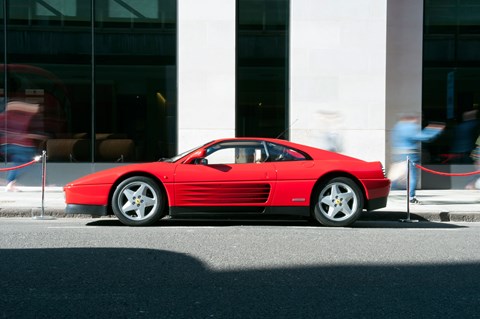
{"left": 466, "top": 135, "right": 480, "bottom": 189}
{"left": 315, "top": 110, "right": 343, "bottom": 152}
{"left": 0, "top": 101, "right": 45, "bottom": 191}
{"left": 451, "top": 110, "right": 478, "bottom": 163}
{"left": 390, "top": 114, "right": 445, "bottom": 204}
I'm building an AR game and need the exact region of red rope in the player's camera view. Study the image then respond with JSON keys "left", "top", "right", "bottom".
{"left": 0, "top": 158, "right": 40, "bottom": 172}
{"left": 415, "top": 163, "right": 480, "bottom": 176}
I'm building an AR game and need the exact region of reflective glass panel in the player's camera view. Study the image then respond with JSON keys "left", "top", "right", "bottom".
{"left": 5, "top": 0, "right": 92, "bottom": 162}
{"left": 423, "top": 0, "right": 480, "bottom": 164}
{"left": 94, "top": 0, "right": 177, "bottom": 162}
{"left": 1, "top": 0, "right": 4, "bottom": 100}
{"left": 2, "top": 0, "right": 176, "bottom": 163}
{"left": 236, "top": 0, "right": 289, "bottom": 139}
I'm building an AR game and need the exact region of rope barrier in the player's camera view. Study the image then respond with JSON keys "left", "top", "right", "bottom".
{"left": 0, "top": 152, "right": 53, "bottom": 220}
{"left": 414, "top": 163, "right": 480, "bottom": 177}
{"left": 400, "top": 157, "right": 480, "bottom": 223}
{"left": 0, "top": 156, "right": 42, "bottom": 172}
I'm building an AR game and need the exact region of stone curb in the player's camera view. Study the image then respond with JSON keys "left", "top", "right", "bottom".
{"left": 0, "top": 208, "right": 479, "bottom": 223}
{"left": 0, "top": 208, "right": 69, "bottom": 218}
{"left": 361, "top": 211, "right": 480, "bottom": 222}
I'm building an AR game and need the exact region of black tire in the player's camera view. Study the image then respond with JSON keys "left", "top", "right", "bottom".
{"left": 312, "top": 177, "right": 364, "bottom": 227}
{"left": 112, "top": 176, "right": 165, "bottom": 226}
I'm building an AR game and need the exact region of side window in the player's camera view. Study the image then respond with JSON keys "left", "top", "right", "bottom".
{"left": 266, "top": 143, "right": 306, "bottom": 162}
{"left": 205, "top": 148, "right": 236, "bottom": 164}
{"left": 204, "top": 141, "right": 267, "bottom": 164}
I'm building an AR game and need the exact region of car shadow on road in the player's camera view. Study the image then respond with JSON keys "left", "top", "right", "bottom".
{"left": 85, "top": 216, "right": 466, "bottom": 229}
{"left": 1, "top": 247, "right": 478, "bottom": 318}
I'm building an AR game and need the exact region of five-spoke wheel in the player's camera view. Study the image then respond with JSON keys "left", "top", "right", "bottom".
{"left": 313, "top": 177, "right": 364, "bottom": 227}
{"left": 112, "top": 176, "right": 165, "bottom": 226}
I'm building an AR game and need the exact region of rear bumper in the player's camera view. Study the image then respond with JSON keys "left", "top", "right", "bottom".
{"left": 66, "top": 204, "right": 108, "bottom": 216}
{"left": 365, "top": 196, "right": 388, "bottom": 211}
{"left": 361, "top": 178, "right": 390, "bottom": 211}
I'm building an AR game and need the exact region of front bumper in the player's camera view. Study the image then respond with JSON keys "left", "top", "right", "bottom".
{"left": 66, "top": 204, "right": 108, "bottom": 216}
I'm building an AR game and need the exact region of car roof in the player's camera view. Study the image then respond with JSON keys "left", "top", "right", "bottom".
{"left": 206, "top": 137, "right": 362, "bottom": 162}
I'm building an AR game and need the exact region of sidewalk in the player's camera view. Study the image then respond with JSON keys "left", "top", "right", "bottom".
{"left": 0, "top": 187, "right": 66, "bottom": 218}
{"left": 368, "top": 189, "right": 480, "bottom": 222}
{"left": 0, "top": 187, "right": 479, "bottom": 222}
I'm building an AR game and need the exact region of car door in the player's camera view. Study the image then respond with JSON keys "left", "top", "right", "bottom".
{"left": 264, "top": 141, "right": 317, "bottom": 207}
{"left": 173, "top": 141, "right": 277, "bottom": 208}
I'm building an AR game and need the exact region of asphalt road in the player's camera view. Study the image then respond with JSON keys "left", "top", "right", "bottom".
{"left": 1, "top": 218, "right": 480, "bottom": 318}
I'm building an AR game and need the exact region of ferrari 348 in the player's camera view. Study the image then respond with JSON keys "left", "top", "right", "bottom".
{"left": 64, "top": 138, "right": 390, "bottom": 227}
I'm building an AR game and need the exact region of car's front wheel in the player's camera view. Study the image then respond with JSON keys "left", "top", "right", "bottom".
{"left": 312, "top": 177, "right": 364, "bottom": 227}
{"left": 112, "top": 176, "right": 165, "bottom": 226}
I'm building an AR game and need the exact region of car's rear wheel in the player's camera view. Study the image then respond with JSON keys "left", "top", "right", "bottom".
{"left": 112, "top": 176, "right": 165, "bottom": 226}
{"left": 312, "top": 177, "right": 364, "bottom": 227}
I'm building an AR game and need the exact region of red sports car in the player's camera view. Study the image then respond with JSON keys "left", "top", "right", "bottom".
{"left": 64, "top": 138, "right": 390, "bottom": 227}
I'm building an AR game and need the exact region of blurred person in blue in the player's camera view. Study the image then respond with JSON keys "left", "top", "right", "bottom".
{"left": 391, "top": 114, "right": 445, "bottom": 204}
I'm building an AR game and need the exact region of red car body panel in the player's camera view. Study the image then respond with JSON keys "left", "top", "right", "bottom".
{"left": 173, "top": 162, "right": 277, "bottom": 206}
{"left": 64, "top": 162, "right": 176, "bottom": 205}
{"left": 64, "top": 184, "right": 112, "bottom": 206}
{"left": 64, "top": 138, "right": 390, "bottom": 219}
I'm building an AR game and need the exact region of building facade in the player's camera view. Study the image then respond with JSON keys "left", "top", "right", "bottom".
{"left": 1, "top": 0, "right": 479, "bottom": 188}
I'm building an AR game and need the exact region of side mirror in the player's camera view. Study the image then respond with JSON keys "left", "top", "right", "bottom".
{"left": 182, "top": 149, "right": 207, "bottom": 164}
{"left": 193, "top": 158, "right": 208, "bottom": 165}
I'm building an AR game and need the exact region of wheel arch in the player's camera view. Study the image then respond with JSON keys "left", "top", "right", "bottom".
{"left": 106, "top": 171, "right": 169, "bottom": 215}
{"left": 310, "top": 171, "right": 367, "bottom": 213}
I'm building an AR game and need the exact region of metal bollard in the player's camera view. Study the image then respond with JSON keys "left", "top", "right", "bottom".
{"left": 32, "top": 151, "right": 55, "bottom": 220}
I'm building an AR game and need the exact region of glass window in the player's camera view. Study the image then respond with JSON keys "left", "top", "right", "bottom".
{"left": 6, "top": 0, "right": 93, "bottom": 162}
{"left": 95, "top": 0, "right": 177, "bottom": 162}
{"left": 205, "top": 141, "right": 267, "bottom": 164}
{"left": 423, "top": 1, "right": 480, "bottom": 164}
{"left": 236, "top": 0, "right": 289, "bottom": 139}
{"left": 1, "top": 0, "right": 4, "bottom": 103}
{"left": 203, "top": 140, "right": 305, "bottom": 165}
{"left": 9, "top": 0, "right": 91, "bottom": 26}
{"left": 1, "top": 0, "right": 177, "bottom": 163}
{"left": 265, "top": 142, "right": 306, "bottom": 162}
{"left": 205, "top": 147, "right": 238, "bottom": 164}
{"left": 97, "top": 0, "right": 175, "bottom": 29}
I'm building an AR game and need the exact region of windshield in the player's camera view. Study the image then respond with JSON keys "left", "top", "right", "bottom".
{"left": 160, "top": 142, "right": 209, "bottom": 163}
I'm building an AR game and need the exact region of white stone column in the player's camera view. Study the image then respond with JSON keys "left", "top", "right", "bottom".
{"left": 385, "top": 0, "right": 424, "bottom": 165}
{"left": 177, "top": 0, "right": 236, "bottom": 153}
{"left": 290, "top": 0, "right": 388, "bottom": 163}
